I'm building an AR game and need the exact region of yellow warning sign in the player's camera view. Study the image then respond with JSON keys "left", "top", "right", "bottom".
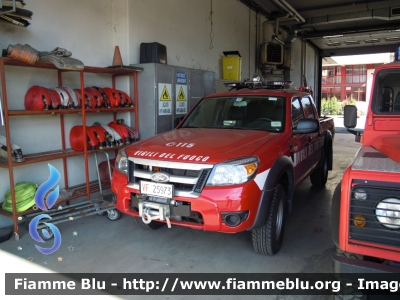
{"left": 177, "top": 87, "right": 186, "bottom": 101}
{"left": 160, "top": 85, "right": 171, "bottom": 101}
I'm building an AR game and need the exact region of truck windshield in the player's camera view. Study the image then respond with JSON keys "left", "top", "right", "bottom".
{"left": 181, "top": 96, "right": 285, "bottom": 132}
{"left": 373, "top": 69, "right": 400, "bottom": 114}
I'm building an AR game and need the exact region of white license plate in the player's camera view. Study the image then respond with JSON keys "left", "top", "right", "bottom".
{"left": 140, "top": 181, "right": 174, "bottom": 198}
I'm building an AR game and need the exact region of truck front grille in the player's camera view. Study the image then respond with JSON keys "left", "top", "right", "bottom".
{"left": 349, "top": 181, "right": 400, "bottom": 248}
{"left": 127, "top": 157, "right": 213, "bottom": 198}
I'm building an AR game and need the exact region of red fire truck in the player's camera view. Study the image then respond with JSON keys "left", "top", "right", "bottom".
{"left": 332, "top": 52, "right": 400, "bottom": 272}
{"left": 111, "top": 80, "right": 335, "bottom": 255}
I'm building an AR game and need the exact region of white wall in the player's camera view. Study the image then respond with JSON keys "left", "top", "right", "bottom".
{"left": 126, "top": 0, "right": 261, "bottom": 78}
{"left": 291, "top": 38, "right": 320, "bottom": 103}
{"left": 0, "top": 0, "right": 265, "bottom": 228}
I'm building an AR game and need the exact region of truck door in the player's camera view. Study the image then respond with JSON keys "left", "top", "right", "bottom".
{"left": 290, "top": 97, "right": 314, "bottom": 185}
{"left": 301, "top": 96, "right": 323, "bottom": 169}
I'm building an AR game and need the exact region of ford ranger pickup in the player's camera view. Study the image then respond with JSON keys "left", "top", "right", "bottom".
{"left": 112, "top": 80, "right": 335, "bottom": 255}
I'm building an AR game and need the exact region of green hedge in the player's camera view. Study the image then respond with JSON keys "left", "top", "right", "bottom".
{"left": 321, "top": 97, "right": 356, "bottom": 115}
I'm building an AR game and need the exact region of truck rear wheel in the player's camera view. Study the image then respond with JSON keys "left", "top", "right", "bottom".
{"left": 310, "top": 152, "right": 328, "bottom": 187}
{"left": 134, "top": 216, "right": 164, "bottom": 230}
{"left": 252, "top": 183, "right": 286, "bottom": 255}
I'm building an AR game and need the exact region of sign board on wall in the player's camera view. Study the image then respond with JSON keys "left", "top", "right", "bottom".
{"left": 176, "top": 72, "right": 187, "bottom": 114}
{"left": 158, "top": 83, "right": 172, "bottom": 115}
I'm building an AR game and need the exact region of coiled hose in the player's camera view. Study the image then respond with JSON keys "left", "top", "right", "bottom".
{"left": 86, "top": 87, "right": 104, "bottom": 108}
{"left": 2, "top": 182, "right": 37, "bottom": 212}
{"left": 6, "top": 44, "right": 39, "bottom": 65}
{"left": 108, "top": 121, "right": 132, "bottom": 145}
{"left": 70, "top": 126, "right": 98, "bottom": 151}
{"left": 24, "top": 86, "right": 52, "bottom": 110}
{"left": 83, "top": 88, "right": 98, "bottom": 109}
{"left": 91, "top": 126, "right": 112, "bottom": 149}
{"left": 91, "top": 86, "right": 111, "bottom": 108}
{"left": 93, "top": 122, "right": 123, "bottom": 147}
{"left": 103, "top": 88, "right": 121, "bottom": 108}
{"left": 74, "top": 88, "right": 89, "bottom": 108}
{"left": 116, "top": 90, "right": 134, "bottom": 107}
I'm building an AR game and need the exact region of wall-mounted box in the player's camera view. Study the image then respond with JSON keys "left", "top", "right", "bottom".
{"left": 222, "top": 51, "right": 241, "bottom": 81}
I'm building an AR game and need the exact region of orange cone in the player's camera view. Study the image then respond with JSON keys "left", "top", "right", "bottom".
{"left": 112, "top": 46, "right": 123, "bottom": 66}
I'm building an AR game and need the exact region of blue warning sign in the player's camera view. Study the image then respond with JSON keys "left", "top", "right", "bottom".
{"left": 176, "top": 72, "right": 187, "bottom": 85}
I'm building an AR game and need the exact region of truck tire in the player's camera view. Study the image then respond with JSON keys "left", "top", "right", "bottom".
{"left": 252, "top": 183, "right": 286, "bottom": 255}
{"left": 310, "top": 151, "right": 328, "bottom": 187}
{"left": 134, "top": 216, "right": 164, "bottom": 230}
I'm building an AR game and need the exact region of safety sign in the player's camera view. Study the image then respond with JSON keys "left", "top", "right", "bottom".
{"left": 158, "top": 83, "right": 172, "bottom": 115}
{"left": 176, "top": 84, "right": 187, "bottom": 114}
{"left": 176, "top": 72, "right": 187, "bottom": 85}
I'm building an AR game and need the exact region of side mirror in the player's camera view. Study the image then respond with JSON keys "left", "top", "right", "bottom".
{"left": 293, "top": 118, "right": 319, "bottom": 134}
{"left": 174, "top": 116, "right": 185, "bottom": 127}
{"left": 343, "top": 105, "right": 362, "bottom": 142}
{"left": 344, "top": 105, "right": 357, "bottom": 128}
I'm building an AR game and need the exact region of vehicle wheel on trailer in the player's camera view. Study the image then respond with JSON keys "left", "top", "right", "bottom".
{"left": 107, "top": 209, "right": 121, "bottom": 221}
{"left": 134, "top": 216, "right": 164, "bottom": 230}
{"left": 310, "top": 151, "right": 328, "bottom": 187}
{"left": 252, "top": 183, "right": 286, "bottom": 255}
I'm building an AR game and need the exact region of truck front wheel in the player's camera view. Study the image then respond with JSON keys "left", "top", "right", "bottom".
{"left": 252, "top": 183, "right": 286, "bottom": 255}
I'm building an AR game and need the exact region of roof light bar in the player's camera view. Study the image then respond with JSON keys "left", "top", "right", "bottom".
{"left": 223, "top": 80, "right": 293, "bottom": 90}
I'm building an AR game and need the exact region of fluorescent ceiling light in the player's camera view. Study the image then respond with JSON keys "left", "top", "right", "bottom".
{"left": 323, "top": 35, "right": 343, "bottom": 39}
{"left": 326, "top": 42, "right": 341, "bottom": 46}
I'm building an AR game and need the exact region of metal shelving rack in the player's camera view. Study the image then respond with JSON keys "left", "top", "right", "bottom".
{"left": 0, "top": 57, "right": 142, "bottom": 239}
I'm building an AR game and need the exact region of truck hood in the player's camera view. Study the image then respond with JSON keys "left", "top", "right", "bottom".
{"left": 371, "top": 133, "right": 400, "bottom": 163}
{"left": 126, "top": 128, "right": 277, "bottom": 164}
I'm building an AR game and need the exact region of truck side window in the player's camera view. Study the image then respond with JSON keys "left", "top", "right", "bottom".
{"left": 291, "top": 98, "right": 304, "bottom": 129}
{"left": 372, "top": 71, "right": 400, "bottom": 114}
{"left": 301, "top": 97, "right": 315, "bottom": 119}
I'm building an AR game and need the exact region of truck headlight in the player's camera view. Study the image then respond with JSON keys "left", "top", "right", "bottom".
{"left": 376, "top": 198, "right": 400, "bottom": 229}
{"left": 354, "top": 188, "right": 367, "bottom": 200}
{"left": 206, "top": 156, "right": 258, "bottom": 186}
{"left": 115, "top": 148, "right": 128, "bottom": 175}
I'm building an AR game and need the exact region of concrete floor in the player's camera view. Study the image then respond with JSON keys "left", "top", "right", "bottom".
{"left": 0, "top": 132, "right": 361, "bottom": 300}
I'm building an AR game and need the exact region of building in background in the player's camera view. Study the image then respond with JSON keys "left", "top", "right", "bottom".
{"left": 321, "top": 53, "right": 393, "bottom": 115}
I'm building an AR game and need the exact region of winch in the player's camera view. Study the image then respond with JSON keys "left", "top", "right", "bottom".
{"left": 138, "top": 201, "right": 171, "bottom": 228}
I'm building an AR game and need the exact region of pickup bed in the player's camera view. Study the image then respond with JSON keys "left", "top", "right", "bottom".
{"left": 111, "top": 80, "right": 335, "bottom": 255}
